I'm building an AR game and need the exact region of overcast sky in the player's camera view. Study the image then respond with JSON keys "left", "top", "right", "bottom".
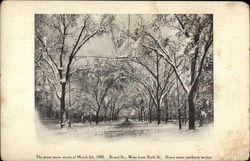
{"left": 73, "top": 14, "right": 178, "bottom": 67}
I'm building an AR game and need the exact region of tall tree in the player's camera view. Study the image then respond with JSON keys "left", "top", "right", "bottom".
{"left": 79, "top": 59, "right": 125, "bottom": 124}
{"left": 35, "top": 14, "right": 108, "bottom": 128}
{"left": 139, "top": 14, "right": 213, "bottom": 129}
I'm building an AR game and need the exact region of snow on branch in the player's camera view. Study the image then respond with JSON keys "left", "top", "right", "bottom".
{"left": 35, "top": 35, "right": 59, "bottom": 79}
{"left": 191, "top": 37, "right": 213, "bottom": 90}
{"left": 41, "top": 70, "right": 61, "bottom": 100}
{"left": 133, "top": 77, "right": 157, "bottom": 107}
{"left": 142, "top": 37, "right": 190, "bottom": 94}
{"left": 133, "top": 58, "right": 157, "bottom": 80}
{"left": 60, "top": 78, "right": 66, "bottom": 84}
{"left": 42, "top": 52, "right": 59, "bottom": 79}
{"left": 72, "top": 29, "right": 99, "bottom": 57}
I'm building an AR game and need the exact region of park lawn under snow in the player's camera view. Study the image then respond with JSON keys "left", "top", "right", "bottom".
{"left": 36, "top": 119, "right": 213, "bottom": 144}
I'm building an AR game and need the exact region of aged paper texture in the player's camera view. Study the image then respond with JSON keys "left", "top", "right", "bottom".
{"left": 1, "top": 1, "right": 249, "bottom": 161}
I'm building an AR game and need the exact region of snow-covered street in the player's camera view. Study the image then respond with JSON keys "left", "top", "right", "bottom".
{"left": 37, "top": 118, "right": 213, "bottom": 143}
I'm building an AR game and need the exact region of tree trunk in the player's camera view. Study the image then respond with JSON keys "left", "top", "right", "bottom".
{"left": 95, "top": 111, "right": 99, "bottom": 124}
{"left": 109, "top": 113, "right": 111, "bottom": 122}
{"left": 199, "top": 109, "right": 203, "bottom": 127}
{"left": 60, "top": 83, "right": 66, "bottom": 128}
{"left": 165, "top": 108, "right": 168, "bottom": 123}
{"left": 184, "top": 102, "right": 187, "bottom": 124}
{"left": 140, "top": 108, "right": 143, "bottom": 122}
{"left": 199, "top": 115, "right": 203, "bottom": 127}
{"left": 188, "top": 91, "right": 195, "bottom": 129}
{"left": 149, "top": 109, "right": 152, "bottom": 123}
{"left": 165, "top": 112, "right": 168, "bottom": 123}
{"left": 148, "top": 98, "right": 152, "bottom": 123}
{"left": 157, "top": 107, "right": 161, "bottom": 124}
{"left": 178, "top": 108, "right": 182, "bottom": 129}
{"left": 165, "top": 99, "right": 169, "bottom": 124}
{"left": 89, "top": 113, "right": 92, "bottom": 124}
{"left": 112, "top": 112, "right": 114, "bottom": 122}
{"left": 69, "top": 111, "right": 72, "bottom": 128}
{"left": 104, "top": 110, "right": 107, "bottom": 122}
{"left": 111, "top": 107, "right": 114, "bottom": 121}
{"left": 188, "top": 32, "right": 200, "bottom": 130}
{"left": 81, "top": 114, "right": 84, "bottom": 123}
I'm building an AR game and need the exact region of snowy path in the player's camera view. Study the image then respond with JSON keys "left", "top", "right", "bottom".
{"left": 37, "top": 119, "right": 213, "bottom": 143}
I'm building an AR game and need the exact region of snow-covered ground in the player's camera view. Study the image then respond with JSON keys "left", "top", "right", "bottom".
{"left": 36, "top": 119, "right": 213, "bottom": 144}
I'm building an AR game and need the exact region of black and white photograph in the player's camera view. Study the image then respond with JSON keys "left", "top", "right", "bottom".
{"left": 1, "top": 1, "right": 249, "bottom": 161}
{"left": 35, "top": 14, "right": 213, "bottom": 142}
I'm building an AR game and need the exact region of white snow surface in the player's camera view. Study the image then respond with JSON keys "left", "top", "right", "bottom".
{"left": 36, "top": 118, "right": 213, "bottom": 144}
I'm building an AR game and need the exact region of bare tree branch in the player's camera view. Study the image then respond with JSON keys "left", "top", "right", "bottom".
{"left": 134, "top": 58, "right": 157, "bottom": 79}
{"left": 191, "top": 37, "right": 213, "bottom": 90}
{"left": 133, "top": 77, "right": 158, "bottom": 107}
{"left": 143, "top": 42, "right": 190, "bottom": 93}
{"left": 41, "top": 70, "right": 60, "bottom": 100}
{"left": 35, "top": 36, "right": 59, "bottom": 79}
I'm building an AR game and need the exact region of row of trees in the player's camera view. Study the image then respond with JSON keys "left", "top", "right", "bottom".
{"left": 35, "top": 14, "right": 213, "bottom": 129}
